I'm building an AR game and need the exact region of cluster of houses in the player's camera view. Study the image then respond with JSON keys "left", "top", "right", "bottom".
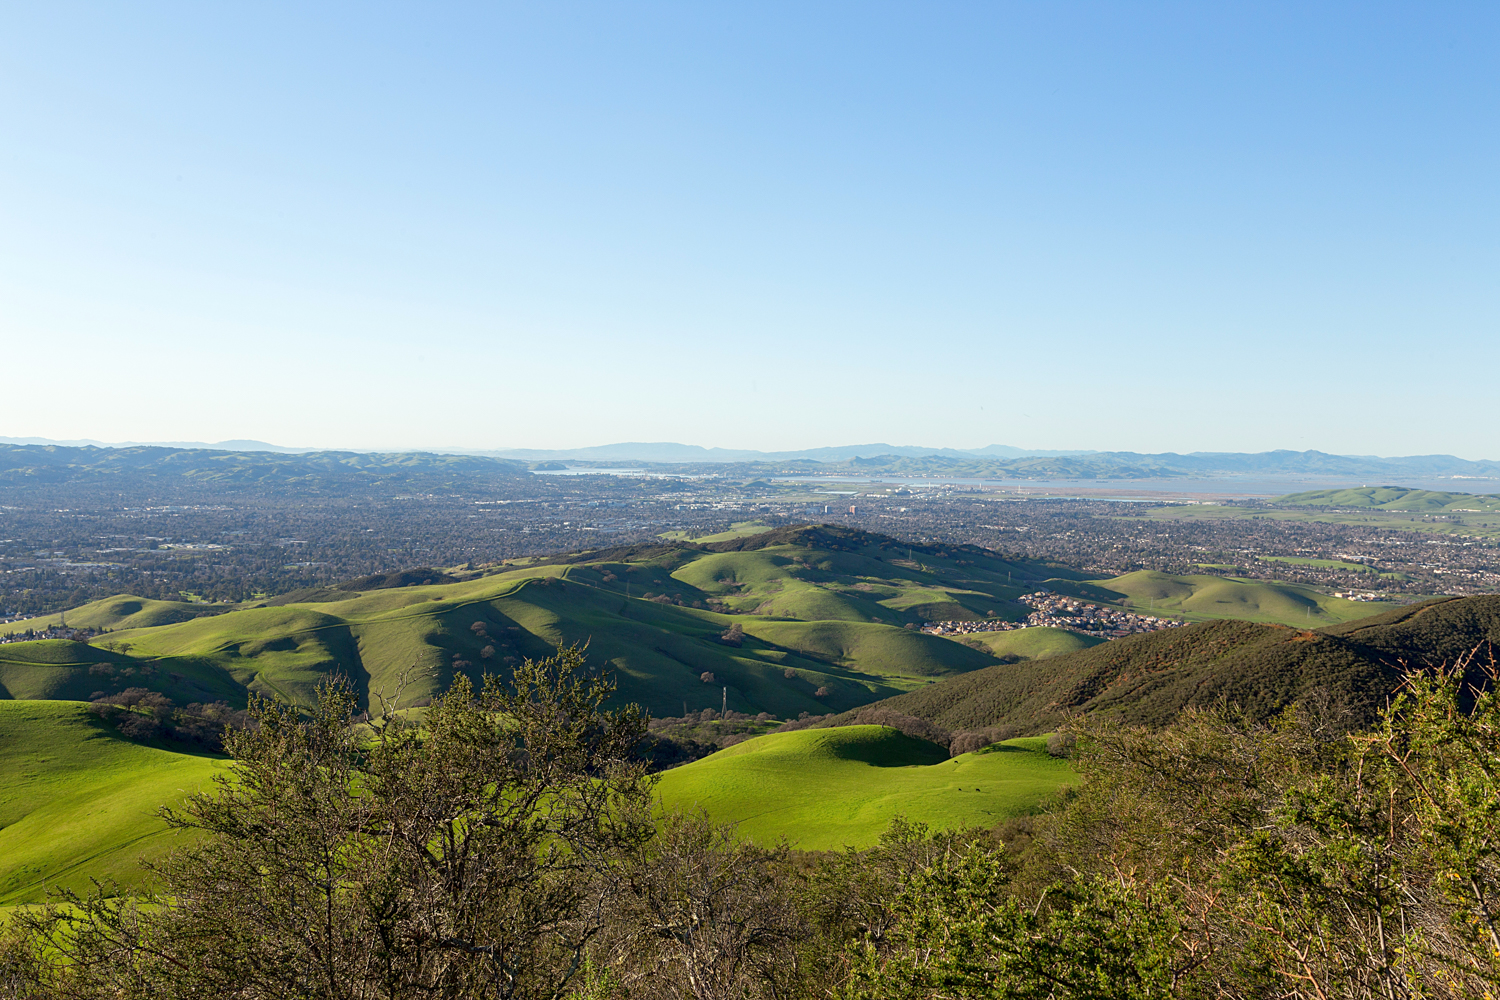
{"left": 0, "top": 621, "right": 102, "bottom": 645}
{"left": 922, "top": 590, "right": 1183, "bottom": 640}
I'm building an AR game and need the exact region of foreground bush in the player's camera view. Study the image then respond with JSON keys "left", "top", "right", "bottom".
{"left": 13, "top": 646, "right": 654, "bottom": 1000}
{"left": 6, "top": 649, "right": 1500, "bottom": 999}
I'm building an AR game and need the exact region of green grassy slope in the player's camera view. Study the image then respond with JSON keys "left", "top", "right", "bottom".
{"left": 839, "top": 595, "right": 1500, "bottom": 735}
{"left": 0, "top": 527, "right": 1071, "bottom": 717}
{"left": 1275, "top": 487, "right": 1500, "bottom": 512}
{"left": 956, "top": 627, "right": 1106, "bottom": 661}
{"left": 0, "top": 526, "right": 1404, "bottom": 722}
{"left": 0, "top": 572, "right": 999, "bottom": 720}
{"left": 654, "top": 726, "right": 1077, "bottom": 850}
{"left": 0, "top": 701, "right": 223, "bottom": 904}
{"left": 1055, "top": 570, "right": 1382, "bottom": 626}
{"left": 12, "top": 595, "right": 234, "bottom": 632}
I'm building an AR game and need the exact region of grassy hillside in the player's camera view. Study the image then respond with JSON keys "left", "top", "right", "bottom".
{"left": 20, "top": 594, "right": 234, "bottom": 631}
{"left": 0, "top": 527, "right": 1043, "bottom": 718}
{"left": 0, "top": 525, "right": 1405, "bottom": 720}
{"left": 0, "top": 701, "right": 223, "bottom": 904}
{"left": 654, "top": 726, "right": 1077, "bottom": 850}
{"left": 954, "top": 627, "right": 1106, "bottom": 660}
{"left": 1275, "top": 487, "right": 1500, "bottom": 512}
{"left": 834, "top": 595, "right": 1500, "bottom": 735}
{"left": 1057, "top": 570, "right": 1381, "bottom": 626}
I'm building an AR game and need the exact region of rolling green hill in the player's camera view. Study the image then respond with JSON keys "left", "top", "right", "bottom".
{"left": 26, "top": 594, "right": 235, "bottom": 631}
{"left": 953, "top": 627, "right": 1106, "bottom": 660}
{"left": 1, "top": 527, "right": 1059, "bottom": 718}
{"left": 0, "top": 701, "right": 223, "bottom": 904}
{"left": 0, "top": 525, "right": 1405, "bottom": 722}
{"left": 1057, "top": 570, "right": 1381, "bottom": 626}
{"left": 1274, "top": 487, "right": 1500, "bottom": 512}
{"left": 653, "top": 726, "right": 1077, "bottom": 850}
{"left": 829, "top": 595, "right": 1500, "bottom": 736}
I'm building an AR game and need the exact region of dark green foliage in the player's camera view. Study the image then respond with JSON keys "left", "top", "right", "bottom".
{"left": 87, "top": 687, "right": 249, "bottom": 750}
{"left": 336, "top": 568, "right": 460, "bottom": 591}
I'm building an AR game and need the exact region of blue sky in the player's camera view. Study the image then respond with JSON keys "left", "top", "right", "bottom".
{"left": 3, "top": 3, "right": 1496, "bottom": 456}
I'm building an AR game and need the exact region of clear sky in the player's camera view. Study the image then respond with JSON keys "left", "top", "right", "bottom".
{"left": 2, "top": 3, "right": 1496, "bottom": 457}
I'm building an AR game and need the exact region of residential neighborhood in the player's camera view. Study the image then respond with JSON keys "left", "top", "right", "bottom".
{"left": 922, "top": 590, "right": 1183, "bottom": 639}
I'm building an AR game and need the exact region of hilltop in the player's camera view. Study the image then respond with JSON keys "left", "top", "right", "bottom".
{"left": 654, "top": 727, "right": 1077, "bottom": 850}
{"left": 825, "top": 594, "right": 1500, "bottom": 735}
{"left": 0, "top": 526, "right": 1059, "bottom": 719}
{"left": 0, "top": 524, "right": 1422, "bottom": 720}
{"left": 1274, "top": 486, "right": 1500, "bottom": 512}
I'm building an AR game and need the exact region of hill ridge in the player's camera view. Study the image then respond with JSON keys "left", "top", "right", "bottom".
{"left": 820, "top": 595, "right": 1500, "bottom": 735}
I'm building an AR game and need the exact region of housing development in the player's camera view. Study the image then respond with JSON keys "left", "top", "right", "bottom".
{"left": 922, "top": 590, "right": 1184, "bottom": 638}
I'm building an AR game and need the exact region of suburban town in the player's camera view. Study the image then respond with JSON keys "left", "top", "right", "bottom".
{"left": 0, "top": 620, "right": 103, "bottom": 645}
{"left": 922, "top": 590, "right": 1184, "bottom": 639}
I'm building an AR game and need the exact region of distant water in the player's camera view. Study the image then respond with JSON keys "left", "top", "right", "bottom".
{"left": 771, "top": 474, "right": 1500, "bottom": 500}
{"left": 529, "top": 466, "right": 1500, "bottom": 500}
{"left": 532, "top": 467, "right": 649, "bottom": 476}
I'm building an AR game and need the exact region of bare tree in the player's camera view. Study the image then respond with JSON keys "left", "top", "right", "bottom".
{"left": 606, "top": 813, "right": 805, "bottom": 1000}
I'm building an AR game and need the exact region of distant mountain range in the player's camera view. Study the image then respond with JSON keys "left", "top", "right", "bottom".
{"left": 1, "top": 439, "right": 1498, "bottom": 485}
{"left": 0, "top": 443, "right": 528, "bottom": 493}
{"left": 0, "top": 438, "right": 1095, "bottom": 463}
{"left": 0, "top": 436, "right": 309, "bottom": 453}
{"left": 480, "top": 442, "right": 1098, "bottom": 462}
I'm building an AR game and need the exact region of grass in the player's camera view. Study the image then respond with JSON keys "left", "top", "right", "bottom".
{"left": 1049, "top": 570, "right": 1391, "bottom": 627}
{"left": 0, "top": 526, "right": 1400, "bottom": 724}
{"left": 952, "top": 627, "right": 1106, "bottom": 660}
{"left": 848, "top": 595, "right": 1500, "bottom": 736}
{"left": 660, "top": 521, "right": 775, "bottom": 543}
{"left": 1131, "top": 500, "right": 1500, "bottom": 542}
{"left": 0, "top": 576, "right": 996, "bottom": 720}
{"left": 0, "top": 701, "right": 223, "bottom": 904}
{"left": 8, "top": 594, "right": 234, "bottom": 633}
{"left": 653, "top": 726, "right": 1077, "bottom": 850}
{"left": 1275, "top": 487, "right": 1500, "bottom": 513}
{"left": 0, "top": 528, "right": 1062, "bottom": 718}
{"left": 1258, "top": 556, "right": 1372, "bottom": 572}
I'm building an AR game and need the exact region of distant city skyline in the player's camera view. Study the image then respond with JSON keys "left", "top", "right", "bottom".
{"left": 3, "top": 4, "right": 1496, "bottom": 457}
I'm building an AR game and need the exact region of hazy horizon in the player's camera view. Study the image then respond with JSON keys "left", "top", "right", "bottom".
{"left": 4, "top": 433, "right": 1499, "bottom": 465}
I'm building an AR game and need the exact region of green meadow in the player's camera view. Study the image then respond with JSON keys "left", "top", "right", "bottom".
{"left": 0, "top": 701, "right": 222, "bottom": 904}
{"left": 654, "top": 726, "right": 1077, "bottom": 850}
{"left": 0, "top": 527, "right": 1056, "bottom": 717}
{"left": 1064, "top": 569, "right": 1381, "bottom": 625}
{"left": 1275, "top": 487, "right": 1500, "bottom": 512}
{"left": 0, "top": 525, "right": 1406, "bottom": 895}
{"left": 952, "top": 626, "right": 1105, "bottom": 659}
{"left": 0, "top": 526, "right": 1398, "bottom": 722}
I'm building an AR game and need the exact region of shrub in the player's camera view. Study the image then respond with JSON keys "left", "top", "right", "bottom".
{"left": 848, "top": 708, "right": 952, "bottom": 749}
